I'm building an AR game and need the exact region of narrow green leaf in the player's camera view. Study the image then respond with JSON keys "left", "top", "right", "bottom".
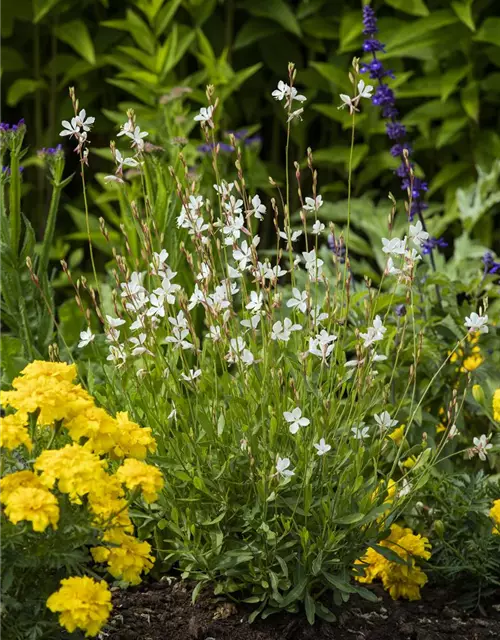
{"left": 385, "top": 0, "right": 429, "bottom": 17}
{"left": 54, "top": 20, "right": 96, "bottom": 65}
{"left": 247, "top": 0, "right": 301, "bottom": 37}
{"left": 6, "top": 79, "right": 46, "bottom": 107}
{"left": 451, "top": 1, "right": 475, "bottom": 31}
{"left": 461, "top": 82, "right": 479, "bottom": 122}
{"left": 474, "top": 17, "right": 500, "bottom": 44}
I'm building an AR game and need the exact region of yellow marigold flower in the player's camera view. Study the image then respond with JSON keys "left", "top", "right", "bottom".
{"left": 65, "top": 405, "right": 119, "bottom": 455}
{"left": 92, "top": 531, "right": 154, "bottom": 585}
{"left": 462, "top": 351, "right": 483, "bottom": 372}
{"left": 0, "top": 412, "right": 32, "bottom": 451}
{"left": 110, "top": 412, "right": 156, "bottom": 459}
{"left": 46, "top": 576, "right": 112, "bottom": 637}
{"left": 493, "top": 389, "right": 500, "bottom": 422}
{"left": 355, "top": 524, "right": 431, "bottom": 601}
{"left": 0, "top": 470, "right": 46, "bottom": 503}
{"left": 87, "top": 475, "right": 133, "bottom": 534}
{"left": 389, "top": 425, "right": 405, "bottom": 445}
{"left": 35, "top": 444, "right": 108, "bottom": 503}
{"left": 490, "top": 499, "right": 500, "bottom": 535}
{"left": 116, "top": 458, "right": 164, "bottom": 503}
{"left": 4, "top": 486, "right": 59, "bottom": 532}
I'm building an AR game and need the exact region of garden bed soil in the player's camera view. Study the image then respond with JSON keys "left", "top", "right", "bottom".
{"left": 107, "top": 579, "right": 500, "bottom": 640}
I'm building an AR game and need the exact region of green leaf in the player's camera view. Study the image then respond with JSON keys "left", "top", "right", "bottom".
{"left": 436, "top": 117, "right": 468, "bottom": 148}
{"left": 33, "top": 0, "right": 64, "bottom": 23}
{"left": 54, "top": 20, "right": 96, "bottom": 65}
{"left": 246, "top": 0, "right": 301, "bottom": 37}
{"left": 461, "top": 82, "right": 479, "bottom": 122}
{"left": 302, "top": 16, "right": 339, "bottom": 40}
{"left": 6, "top": 79, "right": 46, "bottom": 107}
{"left": 234, "top": 19, "right": 281, "bottom": 50}
{"left": 440, "top": 65, "right": 471, "bottom": 102}
{"left": 451, "top": 0, "right": 475, "bottom": 31}
{"left": 428, "top": 161, "right": 470, "bottom": 196}
{"left": 333, "top": 512, "right": 365, "bottom": 525}
{"left": 385, "top": 0, "right": 429, "bottom": 16}
{"left": 1, "top": 47, "right": 26, "bottom": 72}
{"left": 322, "top": 572, "right": 357, "bottom": 593}
{"left": 370, "top": 543, "right": 410, "bottom": 565}
{"left": 474, "top": 17, "right": 500, "bottom": 45}
{"left": 0, "top": 336, "right": 28, "bottom": 386}
{"left": 338, "top": 11, "right": 363, "bottom": 53}
{"left": 304, "top": 592, "right": 315, "bottom": 625}
{"left": 310, "top": 62, "right": 351, "bottom": 92}
{"left": 312, "top": 145, "right": 369, "bottom": 171}
{"left": 155, "top": 0, "right": 183, "bottom": 36}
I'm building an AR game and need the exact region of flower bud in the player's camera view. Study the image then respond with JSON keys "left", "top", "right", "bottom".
{"left": 472, "top": 384, "right": 485, "bottom": 405}
{"left": 434, "top": 520, "right": 445, "bottom": 538}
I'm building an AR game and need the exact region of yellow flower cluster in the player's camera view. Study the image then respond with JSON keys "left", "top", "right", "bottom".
{"left": 116, "top": 458, "right": 164, "bottom": 503}
{"left": 92, "top": 528, "right": 155, "bottom": 585}
{"left": 46, "top": 576, "right": 112, "bottom": 637}
{"left": 493, "top": 389, "right": 500, "bottom": 422}
{"left": 355, "top": 524, "right": 431, "bottom": 601}
{"left": 490, "top": 499, "right": 500, "bottom": 535}
{"left": 0, "top": 412, "right": 32, "bottom": 452}
{"left": 449, "top": 333, "right": 484, "bottom": 373}
{"left": 0, "top": 471, "right": 59, "bottom": 532}
{"left": 0, "top": 361, "right": 156, "bottom": 458}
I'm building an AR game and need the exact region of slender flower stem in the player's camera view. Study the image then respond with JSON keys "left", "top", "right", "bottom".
{"left": 39, "top": 184, "right": 62, "bottom": 281}
{"left": 9, "top": 152, "right": 21, "bottom": 255}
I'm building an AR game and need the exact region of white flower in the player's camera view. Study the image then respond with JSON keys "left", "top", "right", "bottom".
{"left": 115, "top": 149, "right": 139, "bottom": 175}
{"left": 150, "top": 249, "right": 169, "bottom": 275}
{"left": 264, "top": 263, "right": 287, "bottom": 281}
{"left": 165, "top": 327, "right": 193, "bottom": 350}
{"left": 214, "top": 181, "right": 234, "bottom": 197}
{"left": 472, "top": 434, "right": 492, "bottom": 461}
{"left": 106, "top": 315, "right": 126, "bottom": 328}
{"left": 314, "top": 438, "right": 331, "bottom": 456}
{"left": 283, "top": 407, "right": 310, "bottom": 435}
{"left": 287, "top": 288, "right": 308, "bottom": 314}
{"left": 241, "top": 314, "right": 261, "bottom": 331}
{"left": 279, "top": 229, "right": 302, "bottom": 243}
{"left": 194, "top": 105, "right": 214, "bottom": 127}
{"left": 303, "top": 195, "right": 323, "bottom": 211}
{"left": 227, "top": 337, "right": 254, "bottom": 366}
{"left": 360, "top": 315, "right": 386, "bottom": 348}
{"left": 382, "top": 237, "right": 407, "bottom": 256}
{"left": 310, "top": 306, "right": 328, "bottom": 326}
{"left": 338, "top": 93, "right": 355, "bottom": 111}
{"left": 153, "top": 277, "right": 180, "bottom": 305}
{"left": 107, "top": 344, "right": 126, "bottom": 365}
{"left": 103, "top": 175, "right": 124, "bottom": 184}
{"left": 147, "top": 293, "right": 166, "bottom": 318}
{"left": 357, "top": 79, "right": 373, "bottom": 99}
{"left": 308, "top": 330, "right": 337, "bottom": 361}
{"left": 311, "top": 220, "right": 325, "bottom": 235}
{"left": 351, "top": 424, "right": 370, "bottom": 440}
{"left": 117, "top": 120, "right": 134, "bottom": 137}
{"left": 302, "top": 249, "right": 324, "bottom": 281}
{"left": 272, "top": 80, "right": 290, "bottom": 101}
{"left": 409, "top": 220, "right": 429, "bottom": 247}
{"left": 73, "top": 109, "right": 94, "bottom": 131}
{"left": 125, "top": 125, "right": 148, "bottom": 151}
{"left": 374, "top": 411, "right": 398, "bottom": 431}
{"left": 233, "top": 241, "right": 253, "bottom": 271}
{"left": 276, "top": 456, "right": 294, "bottom": 478}
{"left": 209, "top": 325, "right": 222, "bottom": 341}
{"left": 78, "top": 328, "right": 94, "bottom": 348}
{"left": 397, "top": 478, "right": 412, "bottom": 498}
{"left": 168, "top": 311, "right": 189, "bottom": 330}
{"left": 246, "top": 291, "right": 264, "bottom": 314}
{"left": 447, "top": 424, "right": 459, "bottom": 440}
{"left": 180, "top": 369, "right": 201, "bottom": 382}
{"left": 464, "top": 312, "right": 488, "bottom": 335}
{"left": 249, "top": 194, "right": 267, "bottom": 220}
{"left": 59, "top": 117, "right": 80, "bottom": 138}
{"left": 270, "top": 318, "right": 302, "bottom": 343}
{"left": 289, "top": 86, "right": 307, "bottom": 103}
{"left": 129, "top": 333, "right": 152, "bottom": 356}
{"left": 386, "top": 257, "right": 402, "bottom": 276}
{"left": 287, "top": 108, "right": 304, "bottom": 123}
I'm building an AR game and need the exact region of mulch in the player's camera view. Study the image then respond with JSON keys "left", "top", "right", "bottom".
{"left": 105, "top": 579, "right": 500, "bottom": 640}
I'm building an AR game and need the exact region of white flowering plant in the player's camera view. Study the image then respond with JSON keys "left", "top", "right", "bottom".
{"left": 45, "top": 59, "right": 500, "bottom": 623}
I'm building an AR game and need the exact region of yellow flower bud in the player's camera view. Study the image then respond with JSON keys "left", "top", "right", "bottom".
{"left": 472, "top": 384, "right": 485, "bottom": 405}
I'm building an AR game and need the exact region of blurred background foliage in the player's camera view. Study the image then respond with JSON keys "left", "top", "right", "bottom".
{"left": 2, "top": 0, "right": 500, "bottom": 265}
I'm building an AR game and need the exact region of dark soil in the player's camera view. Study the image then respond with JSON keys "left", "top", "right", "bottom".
{"left": 106, "top": 580, "right": 500, "bottom": 640}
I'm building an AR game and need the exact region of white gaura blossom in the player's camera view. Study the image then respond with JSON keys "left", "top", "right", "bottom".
{"left": 272, "top": 81, "right": 306, "bottom": 106}
{"left": 382, "top": 237, "right": 407, "bottom": 256}
{"left": 150, "top": 249, "right": 169, "bottom": 275}
{"left": 107, "top": 344, "right": 126, "bottom": 366}
{"left": 165, "top": 327, "right": 193, "bottom": 351}
{"left": 78, "top": 328, "right": 94, "bottom": 349}
{"left": 314, "top": 438, "right": 331, "bottom": 456}
{"left": 214, "top": 180, "right": 234, "bottom": 197}
{"left": 194, "top": 105, "right": 214, "bottom": 127}
{"left": 409, "top": 220, "right": 429, "bottom": 247}
{"left": 351, "top": 424, "right": 370, "bottom": 440}
{"left": 241, "top": 314, "right": 261, "bottom": 331}
{"left": 303, "top": 195, "right": 323, "bottom": 211}
{"left": 472, "top": 434, "right": 493, "bottom": 461}
{"left": 287, "top": 288, "right": 308, "bottom": 314}
{"left": 338, "top": 79, "right": 373, "bottom": 114}
{"left": 125, "top": 125, "right": 148, "bottom": 151}
{"left": 308, "top": 330, "right": 337, "bottom": 361}
{"left": 310, "top": 306, "right": 329, "bottom": 327}
{"left": 147, "top": 293, "right": 166, "bottom": 319}
{"left": 129, "top": 333, "right": 153, "bottom": 357}
{"left": 60, "top": 118, "right": 81, "bottom": 138}
{"left": 153, "top": 277, "right": 180, "bottom": 305}
{"left": 302, "top": 249, "right": 324, "bottom": 281}
{"left": 180, "top": 369, "right": 201, "bottom": 382}
{"left": 233, "top": 237, "right": 259, "bottom": 271}
{"left": 249, "top": 194, "right": 267, "bottom": 220}
{"left": 374, "top": 411, "right": 398, "bottom": 431}
{"left": 283, "top": 407, "right": 310, "bottom": 435}
{"left": 275, "top": 456, "right": 294, "bottom": 478}
{"left": 246, "top": 291, "right": 264, "bottom": 314}
{"left": 227, "top": 337, "right": 254, "bottom": 366}
{"left": 464, "top": 312, "right": 488, "bottom": 335}
{"left": 386, "top": 257, "right": 402, "bottom": 276}
{"left": 311, "top": 220, "right": 325, "bottom": 235}
{"left": 270, "top": 318, "right": 302, "bottom": 343}
{"left": 279, "top": 229, "right": 302, "bottom": 243}
{"left": 168, "top": 311, "right": 189, "bottom": 330}
{"left": 360, "top": 315, "right": 386, "bottom": 348}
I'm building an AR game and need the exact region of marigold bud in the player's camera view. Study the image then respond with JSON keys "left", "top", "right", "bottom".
{"left": 472, "top": 384, "right": 485, "bottom": 405}
{"left": 434, "top": 520, "right": 445, "bottom": 538}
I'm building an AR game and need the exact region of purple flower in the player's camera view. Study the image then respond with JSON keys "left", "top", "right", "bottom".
{"left": 197, "top": 142, "right": 234, "bottom": 154}
{"left": 245, "top": 134, "right": 262, "bottom": 146}
{"left": 482, "top": 252, "right": 500, "bottom": 275}
{"left": 386, "top": 122, "right": 406, "bottom": 140}
{"left": 363, "top": 38, "right": 385, "bottom": 53}
{"left": 390, "top": 143, "right": 412, "bottom": 158}
{"left": 328, "top": 233, "right": 346, "bottom": 263}
{"left": 372, "top": 85, "right": 395, "bottom": 107}
{"left": 360, "top": 59, "right": 394, "bottom": 80}
{"left": 362, "top": 6, "right": 378, "bottom": 35}
{"left": 395, "top": 304, "right": 407, "bottom": 317}
{"left": 224, "top": 129, "right": 249, "bottom": 140}
{"left": 422, "top": 237, "right": 447, "bottom": 255}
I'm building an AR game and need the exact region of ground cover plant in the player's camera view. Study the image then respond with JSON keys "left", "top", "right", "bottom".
{"left": 1, "top": 2, "right": 500, "bottom": 639}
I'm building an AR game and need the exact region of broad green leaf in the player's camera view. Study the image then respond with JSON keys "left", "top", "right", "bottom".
{"left": 440, "top": 65, "right": 471, "bottom": 102}
{"left": 310, "top": 62, "right": 351, "bottom": 92}
{"left": 333, "top": 512, "right": 365, "bottom": 525}
{"left": 302, "top": 17, "right": 339, "bottom": 40}
{"left": 312, "top": 145, "right": 369, "bottom": 171}
{"left": 436, "top": 116, "right": 468, "bottom": 148}
{"left": 54, "top": 20, "right": 96, "bottom": 65}
{"left": 6, "top": 79, "right": 46, "bottom": 106}
{"left": 428, "top": 161, "right": 470, "bottom": 196}
{"left": 33, "top": 0, "right": 64, "bottom": 23}
{"left": 385, "top": 0, "right": 429, "bottom": 17}
{"left": 246, "top": 0, "right": 301, "bottom": 37}
{"left": 404, "top": 98, "right": 461, "bottom": 125}
{"left": 304, "top": 592, "right": 315, "bottom": 625}
{"left": 1, "top": 47, "right": 25, "bottom": 72}
{"left": 474, "top": 17, "right": 500, "bottom": 45}
{"left": 338, "top": 11, "right": 363, "bottom": 53}
{"left": 322, "top": 572, "right": 357, "bottom": 593}
{"left": 103, "top": 11, "right": 155, "bottom": 55}
{"left": 384, "top": 11, "right": 457, "bottom": 50}
{"left": 461, "top": 81, "right": 479, "bottom": 122}
{"left": 154, "top": 0, "right": 183, "bottom": 35}
{"left": 451, "top": 0, "right": 475, "bottom": 31}
{"left": 234, "top": 19, "right": 281, "bottom": 50}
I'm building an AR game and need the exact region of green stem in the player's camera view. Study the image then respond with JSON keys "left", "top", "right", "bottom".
{"left": 9, "top": 152, "right": 21, "bottom": 255}
{"left": 38, "top": 185, "right": 62, "bottom": 280}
